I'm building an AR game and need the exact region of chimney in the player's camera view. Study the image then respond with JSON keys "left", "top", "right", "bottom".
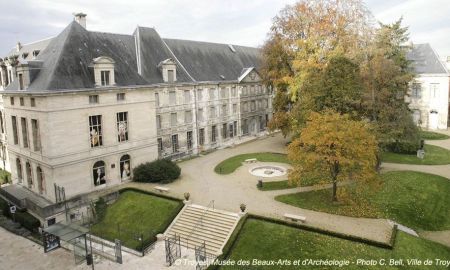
{"left": 16, "top": 42, "right": 22, "bottom": 52}
{"left": 446, "top": 56, "right": 450, "bottom": 71}
{"left": 74, "top": 12, "right": 87, "bottom": 29}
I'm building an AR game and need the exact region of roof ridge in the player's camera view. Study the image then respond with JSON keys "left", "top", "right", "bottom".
{"left": 163, "top": 37, "right": 258, "bottom": 49}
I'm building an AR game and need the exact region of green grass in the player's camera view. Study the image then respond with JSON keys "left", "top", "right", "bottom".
{"left": 222, "top": 219, "right": 450, "bottom": 270}
{"left": 420, "top": 130, "right": 450, "bottom": 140}
{"left": 276, "top": 171, "right": 450, "bottom": 231}
{"left": 382, "top": 144, "right": 450, "bottom": 165}
{"left": 91, "top": 190, "right": 182, "bottom": 250}
{"left": 214, "top": 152, "right": 289, "bottom": 175}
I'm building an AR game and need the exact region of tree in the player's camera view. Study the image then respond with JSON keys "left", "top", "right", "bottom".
{"left": 263, "top": 0, "right": 373, "bottom": 136}
{"left": 287, "top": 111, "right": 377, "bottom": 201}
{"left": 361, "top": 19, "right": 419, "bottom": 153}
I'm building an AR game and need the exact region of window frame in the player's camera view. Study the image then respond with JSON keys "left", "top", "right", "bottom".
{"left": 89, "top": 115, "right": 103, "bottom": 148}
{"left": 116, "top": 111, "right": 129, "bottom": 143}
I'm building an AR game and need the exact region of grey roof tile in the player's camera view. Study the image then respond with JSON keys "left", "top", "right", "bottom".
{"left": 407, "top": 43, "right": 448, "bottom": 74}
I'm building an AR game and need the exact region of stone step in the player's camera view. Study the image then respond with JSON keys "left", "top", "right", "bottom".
{"left": 173, "top": 219, "right": 230, "bottom": 237}
{"left": 171, "top": 223, "right": 228, "bottom": 242}
{"left": 168, "top": 228, "right": 225, "bottom": 248}
{"left": 183, "top": 208, "right": 239, "bottom": 224}
{"left": 185, "top": 206, "right": 239, "bottom": 220}
{"left": 180, "top": 211, "right": 237, "bottom": 227}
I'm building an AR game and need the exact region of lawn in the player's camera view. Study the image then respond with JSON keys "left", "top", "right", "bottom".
{"left": 214, "top": 152, "right": 289, "bottom": 175}
{"left": 420, "top": 130, "right": 450, "bottom": 140}
{"left": 276, "top": 171, "right": 450, "bottom": 231}
{"left": 222, "top": 218, "right": 450, "bottom": 270}
{"left": 382, "top": 144, "right": 450, "bottom": 165}
{"left": 91, "top": 190, "right": 182, "bottom": 250}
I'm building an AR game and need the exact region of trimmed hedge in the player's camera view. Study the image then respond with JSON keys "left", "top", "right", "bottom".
{"left": 133, "top": 159, "right": 181, "bottom": 183}
{"left": 0, "top": 197, "right": 40, "bottom": 232}
{"left": 384, "top": 140, "right": 420, "bottom": 154}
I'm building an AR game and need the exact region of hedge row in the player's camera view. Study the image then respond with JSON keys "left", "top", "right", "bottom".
{"left": 208, "top": 214, "right": 398, "bottom": 270}
{"left": 133, "top": 159, "right": 181, "bottom": 183}
{"left": 0, "top": 197, "right": 40, "bottom": 232}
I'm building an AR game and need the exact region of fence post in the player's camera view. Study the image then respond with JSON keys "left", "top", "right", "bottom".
{"left": 117, "top": 223, "right": 120, "bottom": 239}
{"left": 141, "top": 233, "right": 144, "bottom": 256}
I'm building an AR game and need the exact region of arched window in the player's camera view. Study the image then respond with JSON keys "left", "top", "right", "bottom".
{"left": 93, "top": 161, "right": 106, "bottom": 186}
{"left": 26, "top": 162, "right": 33, "bottom": 188}
{"left": 120, "top": 155, "right": 131, "bottom": 181}
{"left": 36, "top": 166, "right": 45, "bottom": 194}
{"left": 16, "top": 158, "right": 22, "bottom": 183}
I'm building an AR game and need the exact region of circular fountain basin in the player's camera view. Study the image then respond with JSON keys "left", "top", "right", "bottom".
{"left": 249, "top": 165, "right": 287, "bottom": 178}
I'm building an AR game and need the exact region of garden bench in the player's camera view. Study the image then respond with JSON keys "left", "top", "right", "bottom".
{"left": 284, "top": 213, "right": 306, "bottom": 223}
{"left": 154, "top": 186, "right": 170, "bottom": 193}
{"left": 244, "top": 158, "right": 257, "bottom": 163}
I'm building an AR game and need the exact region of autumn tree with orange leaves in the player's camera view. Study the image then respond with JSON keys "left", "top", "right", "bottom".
{"left": 288, "top": 111, "right": 377, "bottom": 201}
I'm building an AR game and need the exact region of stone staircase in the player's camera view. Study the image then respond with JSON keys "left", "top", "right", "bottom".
{"left": 164, "top": 204, "right": 240, "bottom": 255}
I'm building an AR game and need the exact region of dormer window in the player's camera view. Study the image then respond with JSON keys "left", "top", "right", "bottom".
{"left": 90, "top": 56, "right": 115, "bottom": 87}
{"left": 32, "top": 50, "right": 40, "bottom": 58}
{"left": 101, "top": 70, "right": 110, "bottom": 86}
{"left": 158, "top": 58, "right": 177, "bottom": 83}
{"left": 16, "top": 63, "right": 30, "bottom": 90}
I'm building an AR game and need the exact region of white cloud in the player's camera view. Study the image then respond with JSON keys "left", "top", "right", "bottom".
{"left": 0, "top": 0, "right": 448, "bottom": 59}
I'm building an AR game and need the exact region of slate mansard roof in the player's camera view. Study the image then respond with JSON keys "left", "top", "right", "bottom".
{"left": 4, "top": 22, "right": 261, "bottom": 91}
{"left": 407, "top": 43, "right": 448, "bottom": 75}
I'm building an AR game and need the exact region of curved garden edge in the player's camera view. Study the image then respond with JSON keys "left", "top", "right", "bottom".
{"left": 214, "top": 152, "right": 289, "bottom": 175}
{"left": 274, "top": 171, "right": 450, "bottom": 232}
{"left": 381, "top": 144, "right": 450, "bottom": 165}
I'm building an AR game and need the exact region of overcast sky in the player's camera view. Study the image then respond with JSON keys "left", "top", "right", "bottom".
{"left": 1, "top": 0, "right": 449, "bottom": 60}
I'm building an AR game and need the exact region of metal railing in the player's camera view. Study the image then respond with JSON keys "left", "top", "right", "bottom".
{"left": 185, "top": 200, "right": 214, "bottom": 248}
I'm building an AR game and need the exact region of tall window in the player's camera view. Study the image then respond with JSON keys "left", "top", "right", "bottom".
{"left": 221, "top": 87, "right": 228, "bottom": 99}
{"left": 156, "top": 115, "right": 162, "bottom": 129}
{"left": 101, "top": 70, "right": 110, "bottom": 86}
{"left": 89, "top": 115, "right": 103, "bottom": 147}
{"left": 233, "top": 104, "right": 237, "bottom": 114}
{"left": 209, "top": 88, "right": 216, "bottom": 100}
{"left": 169, "top": 91, "right": 176, "bottom": 105}
{"left": 251, "top": 101, "right": 256, "bottom": 111}
{"left": 0, "top": 112, "right": 3, "bottom": 134}
{"left": 171, "top": 113, "right": 177, "bottom": 127}
{"left": 412, "top": 83, "right": 421, "bottom": 98}
{"left": 197, "top": 89, "right": 203, "bottom": 101}
{"left": 31, "top": 119, "right": 41, "bottom": 151}
{"left": 157, "top": 138, "right": 163, "bottom": 154}
{"left": 229, "top": 123, "right": 234, "bottom": 138}
{"left": 185, "top": 111, "right": 192, "bottom": 124}
{"left": 30, "top": 98, "right": 36, "bottom": 107}
{"left": 209, "top": 107, "right": 216, "bottom": 118}
{"left": 211, "top": 125, "right": 217, "bottom": 143}
{"left": 117, "top": 112, "right": 128, "bottom": 142}
{"left": 222, "top": 123, "right": 227, "bottom": 139}
{"left": 187, "top": 131, "right": 193, "bottom": 150}
{"left": 20, "top": 97, "right": 24, "bottom": 106}
{"left": 21, "top": 117, "right": 29, "bottom": 148}
{"left": 93, "top": 161, "right": 106, "bottom": 186}
{"left": 430, "top": 83, "right": 439, "bottom": 99}
{"left": 171, "top": 134, "right": 179, "bottom": 153}
{"left": 155, "top": 93, "right": 160, "bottom": 107}
{"left": 168, "top": 70, "right": 175, "bottom": 83}
{"left": 16, "top": 158, "right": 22, "bottom": 183}
{"left": 19, "top": 73, "right": 24, "bottom": 90}
{"left": 26, "top": 162, "right": 32, "bottom": 188}
{"left": 199, "top": 128, "right": 205, "bottom": 146}
{"left": 184, "top": 90, "right": 191, "bottom": 104}
{"left": 198, "top": 108, "right": 204, "bottom": 122}
{"left": 231, "top": 87, "right": 237, "bottom": 97}
{"left": 222, "top": 104, "right": 227, "bottom": 116}
{"left": 36, "top": 166, "right": 45, "bottom": 194}
{"left": 243, "top": 119, "right": 248, "bottom": 135}
{"left": 120, "top": 154, "right": 131, "bottom": 181}
{"left": 233, "top": 121, "right": 238, "bottom": 136}
{"left": 11, "top": 116, "right": 18, "bottom": 145}
{"left": 10, "top": 97, "right": 14, "bottom": 105}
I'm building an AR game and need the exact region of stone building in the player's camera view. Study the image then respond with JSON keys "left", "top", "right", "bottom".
{"left": 407, "top": 43, "right": 450, "bottom": 129}
{"left": 0, "top": 16, "right": 272, "bottom": 225}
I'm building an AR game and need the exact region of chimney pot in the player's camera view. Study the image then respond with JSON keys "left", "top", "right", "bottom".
{"left": 16, "top": 42, "right": 22, "bottom": 52}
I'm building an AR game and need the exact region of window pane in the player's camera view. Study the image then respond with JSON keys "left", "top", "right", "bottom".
{"left": 93, "top": 161, "right": 106, "bottom": 186}
{"left": 117, "top": 112, "right": 128, "bottom": 142}
{"left": 89, "top": 115, "right": 103, "bottom": 147}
